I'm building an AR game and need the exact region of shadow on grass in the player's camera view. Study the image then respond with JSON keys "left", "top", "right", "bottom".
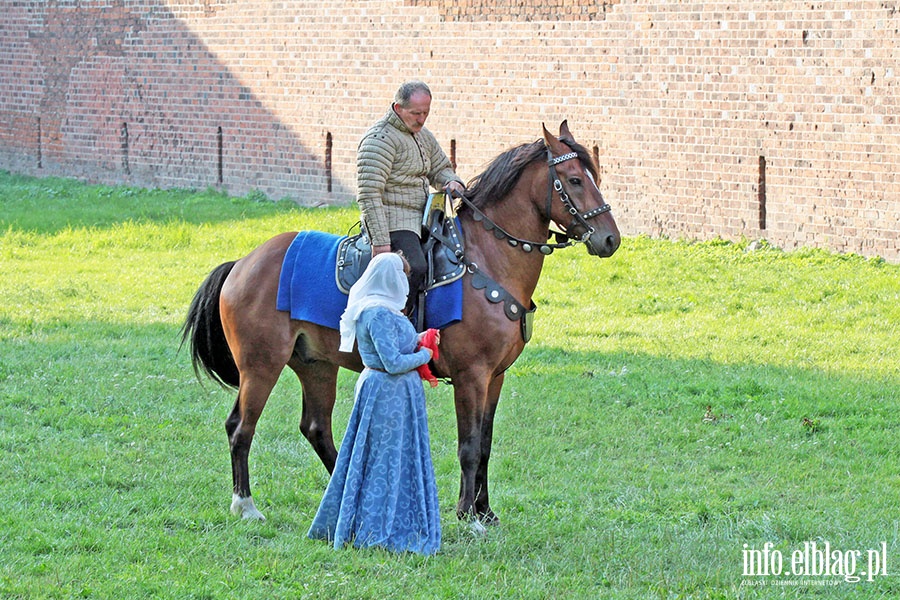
{"left": 4, "top": 319, "right": 897, "bottom": 503}
{"left": 3, "top": 320, "right": 899, "bottom": 597}
{"left": 3, "top": 318, "right": 897, "bottom": 456}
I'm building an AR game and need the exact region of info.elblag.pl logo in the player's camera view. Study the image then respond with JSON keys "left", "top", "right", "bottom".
{"left": 742, "top": 541, "right": 888, "bottom": 584}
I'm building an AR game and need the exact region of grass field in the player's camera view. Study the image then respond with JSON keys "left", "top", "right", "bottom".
{"left": 1, "top": 171, "right": 899, "bottom": 599}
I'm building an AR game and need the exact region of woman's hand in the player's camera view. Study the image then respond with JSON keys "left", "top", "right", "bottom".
{"left": 418, "top": 330, "right": 440, "bottom": 360}
{"left": 418, "top": 330, "right": 440, "bottom": 346}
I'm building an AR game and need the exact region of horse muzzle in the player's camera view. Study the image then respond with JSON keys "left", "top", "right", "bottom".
{"left": 585, "top": 229, "right": 621, "bottom": 257}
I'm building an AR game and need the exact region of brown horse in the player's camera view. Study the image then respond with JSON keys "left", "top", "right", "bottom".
{"left": 182, "top": 122, "right": 620, "bottom": 523}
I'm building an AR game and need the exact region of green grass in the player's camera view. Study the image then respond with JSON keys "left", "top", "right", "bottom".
{"left": 1, "top": 171, "right": 899, "bottom": 599}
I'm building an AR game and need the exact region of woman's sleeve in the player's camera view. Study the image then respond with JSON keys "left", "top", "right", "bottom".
{"left": 365, "top": 311, "right": 431, "bottom": 375}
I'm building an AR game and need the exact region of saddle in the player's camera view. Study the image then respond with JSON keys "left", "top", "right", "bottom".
{"left": 336, "top": 192, "right": 536, "bottom": 342}
{"left": 336, "top": 192, "right": 466, "bottom": 295}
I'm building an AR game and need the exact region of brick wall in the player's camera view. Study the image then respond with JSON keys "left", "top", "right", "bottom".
{"left": 2, "top": 0, "right": 898, "bottom": 260}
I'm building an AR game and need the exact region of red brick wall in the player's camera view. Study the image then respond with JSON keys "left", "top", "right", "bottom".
{"left": 2, "top": 1, "right": 898, "bottom": 260}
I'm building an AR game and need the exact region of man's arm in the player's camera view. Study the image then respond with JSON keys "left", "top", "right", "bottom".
{"left": 424, "top": 131, "right": 465, "bottom": 193}
{"left": 357, "top": 133, "right": 395, "bottom": 249}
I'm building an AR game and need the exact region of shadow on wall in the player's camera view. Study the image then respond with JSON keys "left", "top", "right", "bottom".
{"left": 1, "top": 0, "right": 350, "bottom": 204}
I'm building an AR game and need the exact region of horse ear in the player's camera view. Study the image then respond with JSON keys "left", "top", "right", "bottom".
{"left": 542, "top": 123, "right": 555, "bottom": 146}
{"left": 559, "top": 120, "right": 572, "bottom": 140}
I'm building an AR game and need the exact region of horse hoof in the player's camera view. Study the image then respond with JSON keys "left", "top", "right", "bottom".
{"left": 469, "top": 520, "right": 488, "bottom": 536}
{"left": 458, "top": 509, "right": 500, "bottom": 527}
{"left": 478, "top": 510, "right": 500, "bottom": 527}
{"left": 231, "top": 493, "right": 267, "bottom": 521}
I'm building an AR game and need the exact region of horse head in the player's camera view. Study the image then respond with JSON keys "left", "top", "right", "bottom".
{"left": 542, "top": 121, "right": 621, "bottom": 257}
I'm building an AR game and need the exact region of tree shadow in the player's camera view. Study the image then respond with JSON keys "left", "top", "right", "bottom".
{"left": 2, "top": 1, "right": 352, "bottom": 203}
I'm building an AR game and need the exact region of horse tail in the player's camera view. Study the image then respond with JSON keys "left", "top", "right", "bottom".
{"left": 180, "top": 261, "right": 241, "bottom": 389}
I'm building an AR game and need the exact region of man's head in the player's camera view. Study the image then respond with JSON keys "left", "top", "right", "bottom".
{"left": 393, "top": 81, "right": 432, "bottom": 134}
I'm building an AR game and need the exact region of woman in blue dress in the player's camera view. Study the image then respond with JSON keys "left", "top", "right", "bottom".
{"left": 308, "top": 252, "right": 441, "bottom": 555}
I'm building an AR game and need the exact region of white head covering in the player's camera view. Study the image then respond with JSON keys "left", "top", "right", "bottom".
{"left": 338, "top": 253, "right": 409, "bottom": 352}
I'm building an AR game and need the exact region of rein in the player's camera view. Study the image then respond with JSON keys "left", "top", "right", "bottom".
{"left": 436, "top": 147, "right": 610, "bottom": 343}
{"left": 458, "top": 194, "right": 569, "bottom": 255}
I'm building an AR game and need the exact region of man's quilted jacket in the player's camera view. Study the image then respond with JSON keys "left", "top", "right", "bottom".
{"left": 356, "top": 108, "right": 463, "bottom": 247}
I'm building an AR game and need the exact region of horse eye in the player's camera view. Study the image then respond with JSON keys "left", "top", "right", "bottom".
{"left": 569, "top": 177, "right": 582, "bottom": 186}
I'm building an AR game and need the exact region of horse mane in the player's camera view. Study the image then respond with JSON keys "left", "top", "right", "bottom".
{"left": 461, "top": 137, "right": 598, "bottom": 211}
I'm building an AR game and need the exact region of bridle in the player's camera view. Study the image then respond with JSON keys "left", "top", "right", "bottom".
{"left": 457, "top": 146, "right": 612, "bottom": 256}
{"left": 546, "top": 148, "right": 612, "bottom": 244}
{"left": 441, "top": 145, "right": 613, "bottom": 342}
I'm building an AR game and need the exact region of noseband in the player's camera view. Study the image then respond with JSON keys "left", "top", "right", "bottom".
{"left": 457, "top": 146, "right": 613, "bottom": 256}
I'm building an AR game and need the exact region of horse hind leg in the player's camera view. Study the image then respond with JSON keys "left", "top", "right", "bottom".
{"left": 225, "top": 405, "right": 265, "bottom": 521}
{"left": 291, "top": 358, "right": 339, "bottom": 474}
{"left": 226, "top": 373, "right": 279, "bottom": 521}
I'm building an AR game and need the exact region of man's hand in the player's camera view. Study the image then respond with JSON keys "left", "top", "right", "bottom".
{"left": 372, "top": 244, "right": 392, "bottom": 256}
{"left": 444, "top": 181, "right": 466, "bottom": 198}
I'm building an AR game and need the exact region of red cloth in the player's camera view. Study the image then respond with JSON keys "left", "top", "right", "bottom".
{"left": 416, "top": 328, "right": 440, "bottom": 388}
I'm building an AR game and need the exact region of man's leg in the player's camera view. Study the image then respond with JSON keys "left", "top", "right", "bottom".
{"left": 390, "top": 230, "right": 426, "bottom": 317}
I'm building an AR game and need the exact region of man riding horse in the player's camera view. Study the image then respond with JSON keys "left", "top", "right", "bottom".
{"left": 182, "top": 117, "right": 620, "bottom": 524}
{"left": 357, "top": 80, "right": 466, "bottom": 318}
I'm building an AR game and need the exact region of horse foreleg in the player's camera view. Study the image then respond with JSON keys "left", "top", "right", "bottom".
{"left": 292, "top": 361, "right": 339, "bottom": 474}
{"left": 226, "top": 374, "right": 277, "bottom": 521}
{"left": 453, "top": 374, "right": 490, "bottom": 522}
{"left": 473, "top": 373, "right": 504, "bottom": 525}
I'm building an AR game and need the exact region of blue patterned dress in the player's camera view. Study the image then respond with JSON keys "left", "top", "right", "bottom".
{"left": 308, "top": 306, "right": 441, "bottom": 554}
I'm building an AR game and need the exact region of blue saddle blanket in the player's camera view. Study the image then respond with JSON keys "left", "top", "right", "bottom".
{"left": 275, "top": 230, "right": 462, "bottom": 331}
